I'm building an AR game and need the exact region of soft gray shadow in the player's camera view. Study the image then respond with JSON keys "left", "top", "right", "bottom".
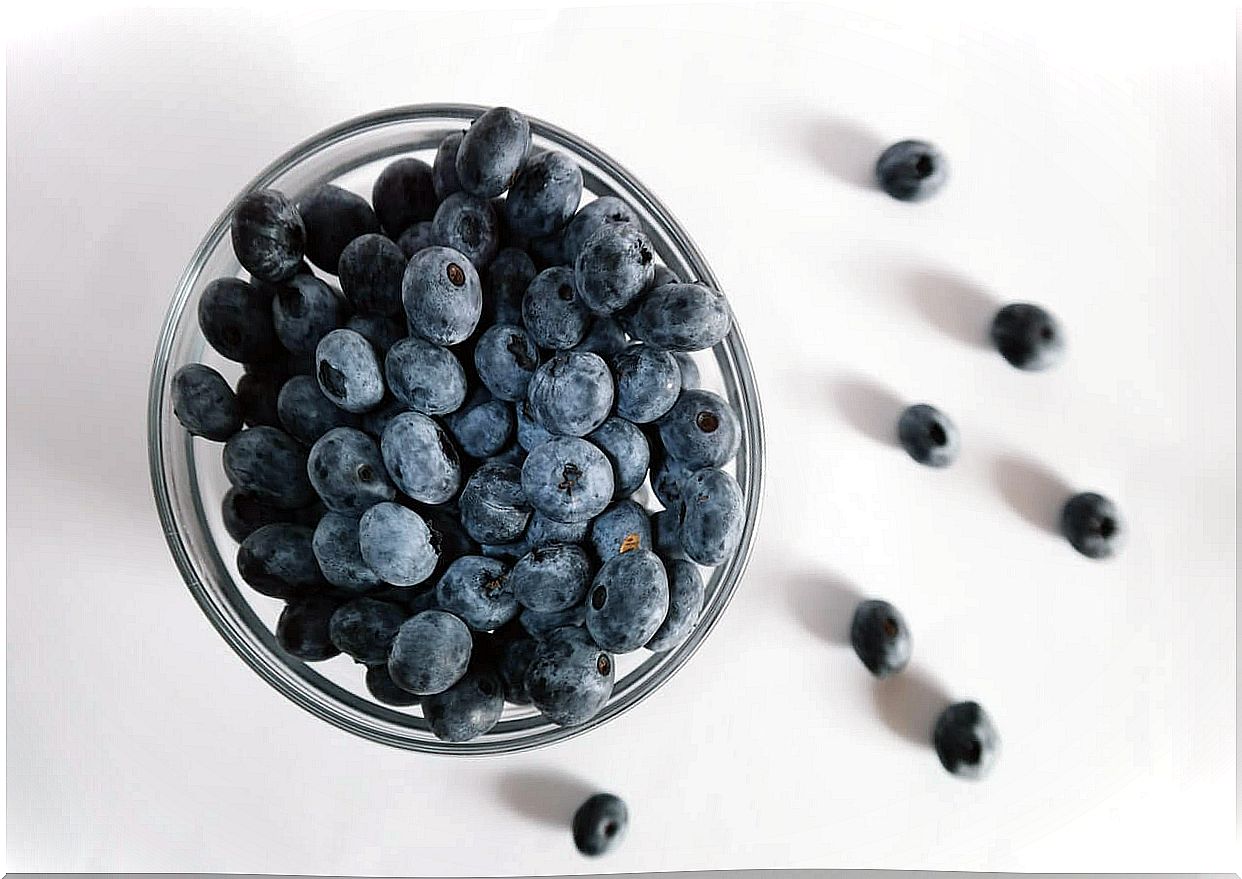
{"left": 782, "top": 567, "right": 864, "bottom": 647}
{"left": 496, "top": 769, "right": 598, "bottom": 829}
{"left": 905, "top": 268, "right": 998, "bottom": 349}
{"left": 829, "top": 375, "right": 904, "bottom": 446}
{"left": 992, "top": 454, "right": 1073, "bottom": 536}
{"left": 871, "top": 666, "right": 953, "bottom": 749}
{"left": 799, "top": 115, "right": 886, "bottom": 189}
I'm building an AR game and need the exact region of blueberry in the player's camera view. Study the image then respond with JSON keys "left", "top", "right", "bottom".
{"left": 387, "top": 609, "right": 473, "bottom": 695}
{"left": 484, "top": 247, "right": 537, "bottom": 325}
{"left": 511, "top": 543, "right": 592, "bottom": 612}
{"left": 337, "top": 233, "right": 406, "bottom": 317}
{"left": 659, "top": 390, "right": 740, "bottom": 471}
{"left": 1060, "top": 492, "right": 1124, "bottom": 559}
{"left": 525, "top": 512, "right": 589, "bottom": 549}
{"left": 459, "top": 462, "right": 531, "bottom": 543}
{"left": 422, "top": 661, "right": 504, "bottom": 742}
{"left": 650, "top": 449, "right": 693, "bottom": 510}
{"left": 589, "top": 500, "right": 652, "bottom": 563}
{"left": 651, "top": 509, "right": 686, "bottom": 561}
{"left": 897, "top": 404, "right": 960, "bottom": 468}
{"left": 630, "top": 282, "right": 731, "bottom": 352}
{"left": 445, "top": 389, "right": 514, "bottom": 458}
{"left": 237, "top": 523, "right": 324, "bottom": 599}
{"left": 527, "top": 228, "right": 568, "bottom": 269}
{"left": 678, "top": 467, "right": 744, "bottom": 566}
{"left": 574, "top": 223, "right": 655, "bottom": 315}
{"left": 365, "top": 662, "right": 421, "bottom": 707}
{"left": 520, "top": 605, "right": 587, "bottom": 640}
{"left": 312, "top": 512, "right": 383, "bottom": 593}
{"left": 990, "top": 303, "right": 1065, "bottom": 371}
{"left": 345, "top": 313, "right": 405, "bottom": 357}
{"left": 380, "top": 411, "right": 461, "bottom": 505}
{"left": 433, "top": 192, "right": 501, "bottom": 269}
{"left": 933, "top": 701, "right": 999, "bottom": 779}
{"left": 455, "top": 107, "right": 531, "bottom": 198}
{"left": 573, "top": 318, "right": 628, "bottom": 360}
{"left": 572, "top": 793, "right": 628, "bottom": 856}
{"left": 481, "top": 539, "right": 530, "bottom": 563}
{"left": 497, "top": 636, "right": 539, "bottom": 704}
{"left": 474, "top": 324, "right": 540, "bottom": 402}
{"left": 235, "top": 371, "right": 283, "bottom": 428}
{"left": 562, "top": 196, "right": 640, "bottom": 264}
{"left": 402, "top": 245, "right": 483, "bottom": 346}
{"left": 525, "top": 625, "right": 614, "bottom": 725}
{"left": 274, "top": 376, "right": 350, "bottom": 445}
{"left": 505, "top": 149, "right": 583, "bottom": 239}
{"left": 611, "top": 344, "right": 680, "bottom": 423}
{"left": 198, "top": 277, "right": 279, "bottom": 363}
{"left": 385, "top": 337, "right": 467, "bottom": 415}
{"left": 875, "top": 140, "right": 948, "bottom": 202}
{"left": 372, "top": 157, "right": 437, "bottom": 237}
{"left": 527, "top": 352, "right": 614, "bottom": 437}
{"left": 315, "top": 329, "right": 385, "bottom": 414}
{"left": 222, "top": 488, "right": 302, "bottom": 543}
{"left": 515, "top": 399, "right": 554, "bottom": 451}
{"left": 519, "top": 267, "right": 587, "bottom": 350}
{"left": 422, "top": 506, "right": 482, "bottom": 576}
{"left": 586, "top": 549, "right": 668, "bottom": 653}
{"left": 521, "top": 437, "right": 614, "bottom": 524}
{"left": 648, "top": 264, "right": 680, "bottom": 290}
{"left": 435, "top": 555, "right": 518, "bottom": 630}
{"left": 276, "top": 595, "right": 342, "bottom": 662}
{"left": 297, "top": 183, "right": 381, "bottom": 273}
{"left": 359, "top": 501, "right": 438, "bottom": 586}
{"left": 672, "top": 352, "right": 700, "bottom": 389}
{"left": 329, "top": 597, "right": 406, "bottom": 664}
{"left": 488, "top": 443, "right": 528, "bottom": 469}
{"left": 432, "top": 131, "right": 465, "bottom": 201}
{"left": 850, "top": 599, "right": 912, "bottom": 678}
{"left": 396, "top": 221, "right": 437, "bottom": 259}
{"left": 360, "top": 398, "right": 409, "bottom": 440}
{"left": 223, "top": 426, "right": 314, "bottom": 509}
{"left": 273, "top": 274, "right": 345, "bottom": 355}
{"left": 230, "top": 189, "right": 305, "bottom": 283}
{"left": 645, "top": 558, "right": 704, "bottom": 652}
{"left": 171, "top": 364, "right": 241, "bottom": 440}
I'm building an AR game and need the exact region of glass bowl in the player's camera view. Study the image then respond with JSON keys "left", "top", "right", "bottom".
{"left": 148, "top": 103, "right": 765, "bottom": 754}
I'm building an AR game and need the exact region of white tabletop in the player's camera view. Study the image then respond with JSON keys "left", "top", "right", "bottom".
{"left": 5, "top": 3, "right": 1235, "bottom": 874}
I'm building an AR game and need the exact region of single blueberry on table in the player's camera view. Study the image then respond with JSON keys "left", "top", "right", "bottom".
{"left": 455, "top": 107, "right": 532, "bottom": 198}
{"left": 237, "top": 523, "right": 323, "bottom": 600}
{"left": 474, "top": 324, "right": 540, "bottom": 402}
{"left": 562, "top": 196, "right": 639, "bottom": 264}
{"left": 933, "top": 701, "right": 999, "bottom": 780}
{"left": 527, "top": 351, "right": 614, "bottom": 437}
{"left": 875, "top": 140, "right": 948, "bottom": 202}
{"left": 459, "top": 462, "right": 531, "bottom": 544}
{"left": 329, "top": 597, "right": 407, "bottom": 665}
{"left": 612, "top": 344, "right": 681, "bottom": 423}
{"left": 432, "top": 192, "right": 502, "bottom": 269}
{"left": 272, "top": 273, "right": 345, "bottom": 355}
{"left": 850, "top": 599, "right": 912, "bottom": 678}
{"left": 198, "top": 277, "right": 279, "bottom": 363}
{"left": 504, "top": 149, "right": 583, "bottom": 239}
{"left": 385, "top": 336, "right": 467, "bottom": 416}
{"left": 586, "top": 548, "right": 669, "bottom": 653}
{"left": 646, "top": 558, "right": 704, "bottom": 652}
{"left": 365, "top": 662, "right": 421, "bottom": 707}
{"left": 359, "top": 501, "right": 438, "bottom": 586}
{"left": 380, "top": 411, "right": 462, "bottom": 505}
{"left": 315, "top": 329, "right": 385, "bottom": 414}
{"left": 525, "top": 625, "right": 615, "bottom": 726}
{"left": 1060, "top": 492, "right": 1124, "bottom": 560}
{"left": 523, "top": 266, "right": 591, "bottom": 350}
{"left": 223, "top": 426, "right": 315, "bottom": 509}
{"left": 511, "top": 543, "right": 592, "bottom": 612}
{"left": 525, "top": 512, "right": 590, "bottom": 549}
{"left": 574, "top": 223, "right": 655, "bottom": 316}
{"left": 497, "top": 636, "right": 539, "bottom": 704}
{"left": 651, "top": 508, "right": 687, "bottom": 561}
{"left": 345, "top": 313, "right": 405, "bottom": 357}
{"left": 397, "top": 221, "right": 437, "bottom": 259}
{"left": 403, "top": 245, "right": 483, "bottom": 346}
{"left": 432, "top": 131, "right": 465, "bottom": 201}
{"left": 520, "top": 604, "right": 587, "bottom": 640}
{"left": 388, "top": 609, "right": 473, "bottom": 696}
{"left": 222, "top": 488, "right": 302, "bottom": 543}
{"left": 297, "top": 183, "right": 381, "bottom": 273}
{"left": 230, "top": 189, "right": 305, "bottom": 284}
{"left": 678, "top": 467, "right": 744, "bottom": 566}
{"left": 990, "top": 303, "right": 1065, "bottom": 371}
{"left": 276, "top": 594, "right": 342, "bottom": 662}
{"left": 172, "top": 363, "right": 241, "bottom": 441}
{"left": 658, "top": 388, "right": 740, "bottom": 470}
{"left": 445, "top": 389, "right": 514, "bottom": 459}
{"left": 277, "top": 375, "right": 356, "bottom": 445}
{"left": 521, "top": 437, "right": 614, "bottom": 524}
{"left": 897, "top": 404, "right": 960, "bottom": 468}
{"left": 672, "top": 352, "right": 700, "bottom": 389}
{"left": 630, "top": 282, "right": 732, "bottom": 352}
{"left": 484, "top": 247, "right": 537, "bottom": 326}
{"left": 573, "top": 317, "right": 628, "bottom": 360}
{"left": 312, "top": 512, "right": 383, "bottom": 593}
{"left": 236, "top": 371, "right": 283, "bottom": 428}
{"left": 573, "top": 793, "right": 628, "bottom": 857}
{"left": 372, "top": 157, "right": 437, "bottom": 237}
{"left": 590, "top": 500, "right": 652, "bottom": 563}
{"left": 436, "top": 555, "right": 518, "bottom": 631}
{"left": 422, "top": 661, "right": 505, "bottom": 742}
{"left": 337, "top": 233, "right": 406, "bottom": 317}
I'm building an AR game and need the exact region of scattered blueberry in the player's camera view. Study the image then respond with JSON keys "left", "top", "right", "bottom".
{"left": 990, "top": 303, "right": 1065, "bottom": 371}
{"left": 297, "top": 183, "right": 381, "bottom": 273}
{"left": 385, "top": 336, "right": 467, "bottom": 416}
{"left": 403, "top": 245, "right": 483, "bottom": 346}
{"left": 432, "top": 192, "right": 501, "bottom": 269}
{"left": 897, "top": 404, "right": 960, "bottom": 468}
{"left": 1060, "top": 492, "right": 1124, "bottom": 560}
{"left": 422, "top": 661, "right": 505, "bottom": 742}
{"left": 933, "top": 701, "right": 999, "bottom": 779}
{"left": 630, "top": 282, "right": 732, "bottom": 352}
{"left": 459, "top": 462, "right": 531, "bottom": 543}
{"left": 337, "top": 233, "right": 406, "bottom": 317}
{"left": 315, "top": 329, "right": 385, "bottom": 414}
{"left": 237, "top": 523, "right": 323, "bottom": 600}
{"left": 678, "top": 467, "right": 744, "bottom": 566}
{"left": 380, "top": 411, "right": 462, "bottom": 505}
{"left": 523, "top": 267, "right": 590, "bottom": 350}
{"left": 445, "top": 389, "right": 514, "bottom": 458}
{"left": 312, "top": 512, "right": 383, "bottom": 593}
{"left": 329, "top": 597, "right": 407, "bottom": 664}
{"left": 586, "top": 548, "right": 668, "bottom": 653}
{"left": 574, "top": 223, "right": 655, "bottom": 315}
{"left": 432, "top": 131, "right": 465, "bottom": 201}
{"left": 521, "top": 437, "right": 614, "bottom": 524}
{"left": 646, "top": 558, "right": 704, "bottom": 652}
{"left": 455, "top": 107, "right": 531, "bottom": 198}
{"left": 524, "top": 625, "right": 614, "bottom": 725}
{"left": 875, "top": 140, "right": 948, "bottom": 202}
{"left": 436, "top": 555, "right": 518, "bottom": 630}
{"left": 850, "top": 599, "right": 912, "bottom": 678}
{"left": 612, "top": 344, "right": 680, "bottom": 423}
{"left": 276, "top": 595, "right": 342, "bottom": 662}
{"left": 658, "top": 389, "right": 740, "bottom": 469}
{"left": 573, "top": 793, "right": 628, "bottom": 856}
{"left": 359, "top": 502, "right": 438, "bottom": 586}
{"left": 505, "top": 149, "right": 583, "bottom": 239}
{"left": 272, "top": 273, "right": 345, "bottom": 355}
{"left": 198, "top": 277, "right": 278, "bottom": 363}
{"left": 590, "top": 500, "right": 652, "bottom": 562}
{"left": 527, "top": 352, "right": 614, "bottom": 437}
{"left": 223, "top": 426, "right": 315, "bottom": 509}
{"left": 562, "top": 196, "right": 639, "bottom": 264}
{"left": 172, "top": 363, "right": 241, "bottom": 440}
{"left": 372, "top": 157, "right": 437, "bottom": 237}
{"left": 388, "top": 609, "right": 473, "bottom": 695}
{"left": 231, "top": 189, "right": 305, "bottom": 283}
{"left": 511, "top": 543, "right": 592, "bottom": 612}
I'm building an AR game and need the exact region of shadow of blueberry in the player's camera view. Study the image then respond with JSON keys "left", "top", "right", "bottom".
{"left": 829, "top": 374, "right": 905, "bottom": 447}
{"left": 904, "top": 268, "right": 998, "bottom": 350}
{"left": 871, "top": 666, "right": 954, "bottom": 749}
{"left": 991, "top": 454, "right": 1073, "bottom": 536}
{"left": 495, "top": 769, "right": 598, "bottom": 829}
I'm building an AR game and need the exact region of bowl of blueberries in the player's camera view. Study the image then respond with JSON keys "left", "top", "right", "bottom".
{"left": 149, "top": 104, "right": 765, "bottom": 753}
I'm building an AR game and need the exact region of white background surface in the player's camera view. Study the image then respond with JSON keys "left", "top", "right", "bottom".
{"left": 5, "top": 2, "right": 1236, "bottom": 875}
